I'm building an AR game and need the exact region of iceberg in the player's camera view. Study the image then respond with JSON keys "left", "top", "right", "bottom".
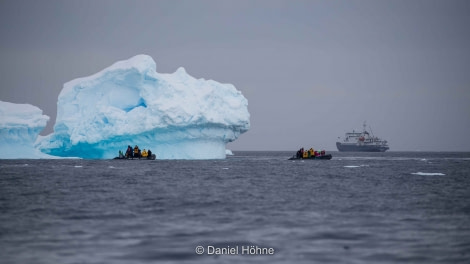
{"left": 0, "top": 101, "right": 55, "bottom": 159}
{"left": 38, "top": 55, "right": 250, "bottom": 159}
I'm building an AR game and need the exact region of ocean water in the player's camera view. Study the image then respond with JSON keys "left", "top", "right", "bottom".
{"left": 1, "top": 151, "right": 469, "bottom": 264}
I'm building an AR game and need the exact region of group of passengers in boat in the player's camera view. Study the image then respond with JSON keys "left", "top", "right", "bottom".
{"left": 118, "top": 145, "right": 153, "bottom": 159}
{"left": 296, "top": 147, "right": 326, "bottom": 159}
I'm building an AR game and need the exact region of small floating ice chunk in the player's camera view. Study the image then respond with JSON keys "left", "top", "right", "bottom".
{"left": 411, "top": 172, "right": 445, "bottom": 176}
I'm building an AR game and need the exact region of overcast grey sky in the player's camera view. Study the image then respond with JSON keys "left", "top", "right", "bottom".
{"left": 1, "top": 0, "right": 469, "bottom": 151}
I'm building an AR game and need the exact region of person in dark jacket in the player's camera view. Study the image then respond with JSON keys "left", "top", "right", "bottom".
{"left": 126, "top": 145, "right": 133, "bottom": 159}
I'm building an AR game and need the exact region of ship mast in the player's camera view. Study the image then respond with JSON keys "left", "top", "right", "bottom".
{"left": 369, "top": 124, "right": 375, "bottom": 138}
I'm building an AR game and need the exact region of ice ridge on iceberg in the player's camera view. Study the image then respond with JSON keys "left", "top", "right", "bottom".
{"left": 0, "top": 100, "right": 55, "bottom": 159}
{"left": 38, "top": 55, "right": 250, "bottom": 159}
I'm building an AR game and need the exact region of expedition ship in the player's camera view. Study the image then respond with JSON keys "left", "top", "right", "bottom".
{"left": 336, "top": 122, "right": 389, "bottom": 152}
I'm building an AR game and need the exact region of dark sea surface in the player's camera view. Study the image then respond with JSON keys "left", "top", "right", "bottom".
{"left": 1, "top": 151, "right": 470, "bottom": 264}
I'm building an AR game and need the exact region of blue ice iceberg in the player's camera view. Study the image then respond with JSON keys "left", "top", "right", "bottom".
{"left": 38, "top": 55, "right": 250, "bottom": 159}
{"left": 0, "top": 100, "right": 56, "bottom": 159}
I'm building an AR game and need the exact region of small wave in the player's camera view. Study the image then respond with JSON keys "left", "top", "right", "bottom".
{"left": 344, "top": 165, "right": 360, "bottom": 168}
{"left": 411, "top": 172, "right": 445, "bottom": 176}
{"left": 74, "top": 165, "right": 83, "bottom": 168}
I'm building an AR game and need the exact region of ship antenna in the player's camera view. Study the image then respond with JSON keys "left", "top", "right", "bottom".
{"left": 369, "top": 124, "right": 375, "bottom": 138}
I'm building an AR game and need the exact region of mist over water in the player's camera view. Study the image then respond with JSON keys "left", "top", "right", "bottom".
{"left": 1, "top": 151, "right": 469, "bottom": 263}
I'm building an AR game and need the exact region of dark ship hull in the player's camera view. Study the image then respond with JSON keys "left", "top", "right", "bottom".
{"left": 336, "top": 142, "right": 389, "bottom": 152}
